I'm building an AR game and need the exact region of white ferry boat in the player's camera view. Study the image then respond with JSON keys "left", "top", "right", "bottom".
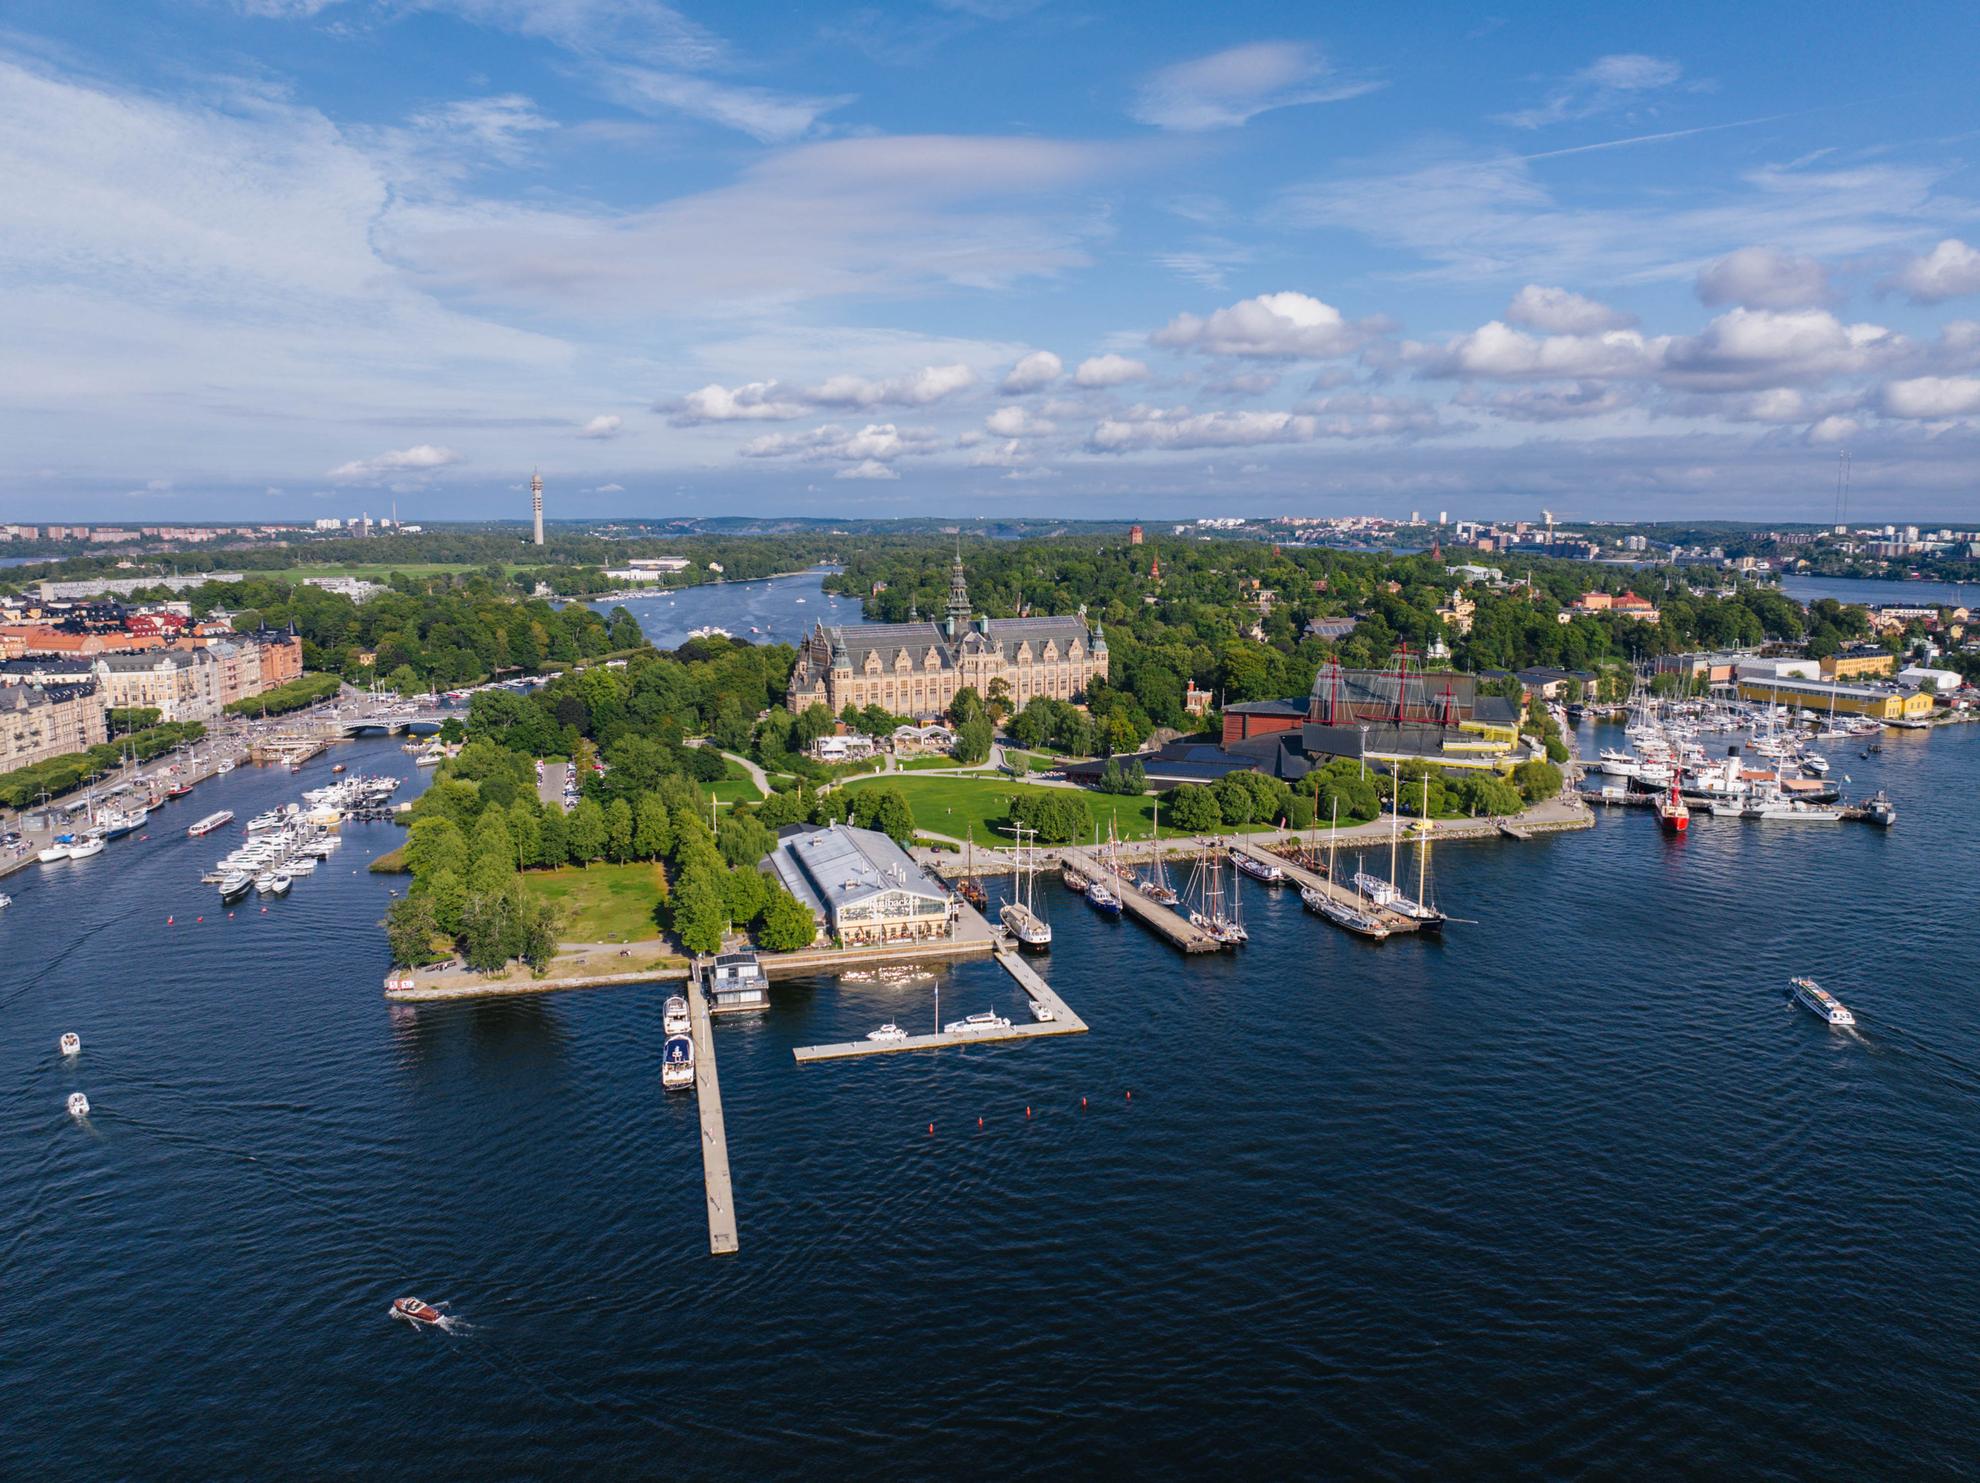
{"left": 188, "top": 810, "right": 235, "bottom": 837}
{"left": 663, "top": 995, "right": 691, "bottom": 1036}
{"left": 662, "top": 1034, "right": 696, "bottom": 1090}
{"left": 944, "top": 1011, "right": 1012, "bottom": 1034}
{"left": 1789, "top": 977, "right": 1855, "bottom": 1027}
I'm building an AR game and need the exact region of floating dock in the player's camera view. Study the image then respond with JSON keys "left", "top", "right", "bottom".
{"left": 1059, "top": 847, "right": 1222, "bottom": 953}
{"left": 1227, "top": 839, "right": 1423, "bottom": 934}
{"left": 792, "top": 948, "right": 1087, "bottom": 1063}
{"left": 688, "top": 976, "right": 739, "bottom": 1256}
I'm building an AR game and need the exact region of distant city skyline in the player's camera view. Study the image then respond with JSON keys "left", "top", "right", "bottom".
{"left": 6, "top": 1, "right": 1980, "bottom": 521}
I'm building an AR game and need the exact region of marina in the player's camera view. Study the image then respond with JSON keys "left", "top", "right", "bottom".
{"left": 792, "top": 945, "right": 1087, "bottom": 1062}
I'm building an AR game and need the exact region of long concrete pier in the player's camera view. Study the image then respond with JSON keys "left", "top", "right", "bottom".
{"left": 688, "top": 976, "right": 739, "bottom": 1256}
{"left": 1059, "top": 847, "right": 1223, "bottom": 953}
{"left": 792, "top": 947, "right": 1087, "bottom": 1063}
{"left": 1227, "top": 838, "right": 1422, "bottom": 934}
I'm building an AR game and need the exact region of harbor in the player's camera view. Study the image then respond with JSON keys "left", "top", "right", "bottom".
{"left": 792, "top": 946, "right": 1088, "bottom": 1062}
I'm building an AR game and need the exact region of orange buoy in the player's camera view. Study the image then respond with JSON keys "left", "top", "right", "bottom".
{"left": 927, "top": 1123, "right": 934, "bottom": 1134}
{"left": 977, "top": 1117, "right": 983, "bottom": 1128}
{"left": 1025, "top": 1105, "right": 1032, "bottom": 1118}
{"left": 1081, "top": 1096, "right": 1087, "bottom": 1108}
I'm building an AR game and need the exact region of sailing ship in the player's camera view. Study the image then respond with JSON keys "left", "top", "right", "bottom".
{"left": 956, "top": 827, "right": 988, "bottom": 909}
{"left": 1137, "top": 797, "right": 1180, "bottom": 905}
{"left": 1302, "top": 800, "right": 1392, "bottom": 940}
{"left": 999, "top": 824, "right": 1052, "bottom": 949}
{"left": 1351, "top": 777, "right": 1445, "bottom": 929}
{"left": 1184, "top": 839, "right": 1247, "bottom": 944}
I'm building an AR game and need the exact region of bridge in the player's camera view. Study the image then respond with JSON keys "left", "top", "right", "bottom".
{"left": 339, "top": 712, "right": 446, "bottom": 737}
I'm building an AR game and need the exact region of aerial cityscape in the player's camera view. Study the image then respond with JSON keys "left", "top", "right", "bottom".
{"left": 7, "top": 1, "right": 1980, "bottom": 1477}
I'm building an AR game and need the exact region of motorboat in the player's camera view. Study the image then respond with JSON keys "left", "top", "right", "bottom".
{"left": 1655, "top": 778, "right": 1689, "bottom": 835}
{"left": 1028, "top": 999, "right": 1056, "bottom": 1023}
{"left": 246, "top": 811, "right": 284, "bottom": 832}
{"left": 1789, "top": 977, "right": 1855, "bottom": 1027}
{"left": 1800, "top": 752, "right": 1831, "bottom": 777}
{"left": 866, "top": 1022, "right": 910, "bottom": 1043}
{"left": 188, "top": 810, "right": 234, "bottom": 837}
{"left": 218, "top": 871, "right": 253, "bottom": 903}
{"left": 59, "top": 1031, "right": 80, "bottom": 1056}
{"left": 0, "top": 892, "right": 10, "bottom": 908}
{"left": 215, "top": 759, "right": 235, "bottom": 774}
{"left": 67, "top": 836, "right": 105, "bottom": 859}
{"left": 662, "top": 1033, "right": 696, "bottom": 1090}
{"left": 67, "top": 1092, "right": 91, "bottom": 1118}
{"left": 98, "top": 807, "right": 148, "bottom": 838}
{"left": 944, "top": 1011, "right": 1012, "bottom": 1034}
{"left": 1744, "top": 799, "right": 1843, "bottom": 821}
{"left": 1864, "top": 790, "right": 1897, "bottom": 827}
{"left": 663, "top": 995, "right": 691, "bottom": 1036}
{"left": 1085, "top": 880, "right": 1123, "bottom": 916}
{"left": 390, "top": 1297, "right": 443, "bottom": 1326}
{"left": 286, "top": 856, "right": 317, "bottom": 874}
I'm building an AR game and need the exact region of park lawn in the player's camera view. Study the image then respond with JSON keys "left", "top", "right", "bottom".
{"left": 1001, "top": 749, "right": 1058, "bottom": 774}
{"left": 707, "top": 757, "right": 764, "bottom": 805}
{"left": 521, "top": 861, "right": 668, "bottom": 942}
{"left": 841, "top": 773, "right": 1276, "bottom": 844}
{"left": 897, "top": 753, "right": 968, "bottom": 771}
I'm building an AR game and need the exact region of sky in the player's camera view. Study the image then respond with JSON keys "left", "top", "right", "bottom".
{"left": 4, "top": 0, "right": 1980, "bottom": 524}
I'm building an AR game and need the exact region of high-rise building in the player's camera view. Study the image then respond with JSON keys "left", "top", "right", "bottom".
{"left": 1128, "top": 524, "right": 1144, "bottom": 545}
{"left": 531, "top": 470, "right": 545, "bottom": 546}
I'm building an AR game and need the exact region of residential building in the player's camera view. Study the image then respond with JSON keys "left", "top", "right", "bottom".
{"left": 1818, "top": 647, "right": 1897, "bottom": 680}
{"left": 92, "top": 649, "right": 221, "bottom": 722}
{"left": 1569, "top": 590, "right": 1661, "bottom": 623}
{"left": 0, "top": 682, "right": 108, "bottom": 770}
{"left": 761, "top": 824, "right": 955, "bottom": 947}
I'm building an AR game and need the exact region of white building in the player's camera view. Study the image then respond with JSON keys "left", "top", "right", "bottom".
{"left": 762, "top": 824, "right": 954, "bottom": 947}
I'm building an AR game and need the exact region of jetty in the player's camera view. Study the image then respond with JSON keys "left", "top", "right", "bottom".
{"left": 1059, "top": 846, "right": 1221, "bottom": 953}
{"left": 792, "top": 946, "right": 1086, "bottom": 1063}
{"left": 1228, "top": 838, "right": 1424, "bottom": 934}
{"left": 688, "top": 974, "right": 739, "bottom": 1256}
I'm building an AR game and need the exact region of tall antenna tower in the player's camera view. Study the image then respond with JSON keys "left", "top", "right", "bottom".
{"left": 1832, "top": 450, "right": 1852, "bottom": 528}
{"left": 531, "top": 469, "right": 545, "bottom": 546}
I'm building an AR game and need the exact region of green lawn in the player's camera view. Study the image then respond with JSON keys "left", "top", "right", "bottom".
{"left": 520, "top": 861, "right": 667, "bottom": 941}
{"left": 1001, "top": 749, "right": 1058, "bottom": 774}
{"left": 707, "top": 757, "right": 764, "bottom": 805}
{"left": 841, "top": 774, "right": 1271, "bottom": 843}
{"left": 897, "top": 753, "right": 967, "bottom": 771}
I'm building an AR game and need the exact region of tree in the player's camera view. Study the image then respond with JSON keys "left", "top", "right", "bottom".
{"left": 1511, "top": 759, "right": 1563, "bottom": 804}
{"left": 403, "top": 816, "right": 468, "bottom": 882}
{"left": 955, "top": 714, "right": 994, "bottom": 766}
{"left": 384, "top": 894, "right": 444, "bottom": 966}
{"left": 605, "top": 797, "right": 635, "bottom": 862}
{"left": 947, "top": 686, "right": 986, "bottom": 728}
{"left": 1007, "top": 789, "right": 1090, "bottom": 844}
{"left": 722, "top": 863, "right": 770, "bottom": 925}
{"left": 672, "top": 863, "right": 729, "bottom": 955}
{"left": 633, "top": 793, "right": 671, "bottom": 859}
{"left": 423, "top": 867, "right": 468, "bottom": 936}
{"left": 537, "top": 806, "right": 569, "bottom": 867}
{"left": 470, "top": 809, "right": 516, "bottom": 876}
{"left": 1165, "top": 783, "right": 1222, "bottom": 833}
{"left": 507, "top": 800, "right": 542, "bottom": 871}
{"left": 757, "top": 886, "right": 820, "bottom": 951}
{"left": 568, "top": 797, "right": 607, "bottom": 862}
{"left": 851, "top": 785, "right": 916, "bottom": 845}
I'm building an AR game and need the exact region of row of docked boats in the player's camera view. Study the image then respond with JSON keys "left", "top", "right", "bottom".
{"left": 662, "top": 993, "right": 695, "bottom": 1090}
{"left": 203, "top": 775, "right": 399, "bottom": 901}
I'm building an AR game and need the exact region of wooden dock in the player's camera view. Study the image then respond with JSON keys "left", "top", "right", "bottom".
{"left": 1227, "top": 839, "right": 1422, "bottom": 934}
{"left": 687, "top": 976, "right": 739, "bottom": 1256}
{"left": 1060, "top": 847, "right": 1223, "bottom": 953}
{"left": 792, "top": 948, "right": 1087, "bottom": 1063}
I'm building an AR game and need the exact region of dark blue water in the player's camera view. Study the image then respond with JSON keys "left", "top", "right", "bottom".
{"left": 586, "top": 567, "right": 851, "bottom": 649}
{"left": 1783, "top": 573, "right": 1977, "bottom": 608}
{"left": 7, "top": 720, "right": 1980, "bottom": 1476}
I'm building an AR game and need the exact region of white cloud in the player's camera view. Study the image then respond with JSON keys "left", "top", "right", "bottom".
{"left": 738, "top": 422, "right": 939, "bottom": 464}
{"left": 1073, "top": 353, "right": 1150, "bottom": 387}
{"left": 1696, "top": 247, "right": 1832, "bottom": 308}
{"left": 1453, "top": 382, "right": 1634, "bottom": 421}
{"left": 1890, "top": 238, "right": 1980, "bottom": 304}
{"left": 1205, "top": 371, "right": 1281, "bottom": 397}
{"left": 327, "top": 444, "right": 462, "bottom": 480}
{"left": 578, "top": 414, "right": 623, "bottom": 438}
{"left": 1153, "top": 291, "right": 1367, "bottom": 358}
{"left": 1808, "top": 415, "right": 1860, "bottom": 444}
{"left": 592, "top": 481, "right": 626, "bottom": 493}
{"left": 1129, "top": 41, "right": 1380, "bottom": 133}
{"left": 807, "top": 362, "right": 976, "bottom": 408}
{"left": 1494, "top": 53, "right": 1685, "bottom": 129}
{"left": 969, "top": 438, "right": 1031, "bottom": 467}
{"left": 598, "top": 65, "right": 852, "bottom": 144}
{"left": 1880, "top": 375, "right": 1980, "bottom": 419}
{"left": 1089, "top": 395, "right": 1444, "bottom": 451}
{"left": 985, "top": 405, "right": 1055, "bottom": 436}
{"left": 1412, "top": 321, "right": 1664, "bottom": 380}
{"left": 1661, "top": 308, "right": 1898, "bottom": 390}
{"left": 1000, "top": 350, "right": 1063, "bottom": 393}
{"left": 672, "top": 382, "right": 810, "bottom": 423}
{"left": 835, "top": 458, "right": 900, "bottom": 480}
{"left": 1505, "top": 284, "right": 1634, "bottom": 334}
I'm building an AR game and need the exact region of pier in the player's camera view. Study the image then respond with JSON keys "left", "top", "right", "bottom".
{"left": 688, "top": 975, "right": 739, "bottom": 1256}
{"left": 1227, "top": 839, "right": 1424, "bottom": 934}
{"left": 1059, "top": 846, "right": 1222, "bottom": 953}
{"left": 792, "top": 946, "right": 1087, "bottom": 1063}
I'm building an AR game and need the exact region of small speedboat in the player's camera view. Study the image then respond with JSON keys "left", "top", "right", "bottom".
{"left": 67, "top": 1091, "right": 90, "bottom": 1118}
{"left": 59, "top": 1031, "right": 80, "bottom": 1056}
{"left": 1028, "top": 999, "right": 1056, "bottom": 1023}
{"left": 333, "top": 764, "right": 347, "bottom": 774}
{"left": 944, "top": 1011, "right": 1012, "bottom": 1034}
{"left": 0, "top": 892, "right": 11, "bottom": 909}
{"left": 390, "top": 1297, "right": 443, "bottom": 1326}
{"left": 867, "top": 1022, "right": 909, "bottom": 1043}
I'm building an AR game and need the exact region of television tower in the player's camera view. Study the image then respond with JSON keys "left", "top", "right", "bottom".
{"left": 531, "top": 469, "right": 544, "bottom": 546}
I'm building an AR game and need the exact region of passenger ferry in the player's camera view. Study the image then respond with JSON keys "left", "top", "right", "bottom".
{"left": 661, "top": 1034, "right": 696, "bottom": 1090}
{"left": 1789, "top": 977, "right": 1855, "bottom": 1027}
{"left": 188, "top": 810, "right": 235, "bottom": 837}
{"left": 663, "top": 995, "right": 691, "bottom": 1036}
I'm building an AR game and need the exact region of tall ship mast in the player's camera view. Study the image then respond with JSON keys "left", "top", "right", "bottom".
{"left": 999, "top": 823, "right": 1052, "bottom": 949}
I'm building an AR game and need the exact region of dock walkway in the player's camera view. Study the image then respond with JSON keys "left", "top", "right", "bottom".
{"left": 792, "top": 947, "right": 1087, "bottom": 1063}
{"left": 1060, "top": 847, "right": 1222, "bottom": 953}
{"left": 688, "top": 976, "right": 739, "bottom": 1256}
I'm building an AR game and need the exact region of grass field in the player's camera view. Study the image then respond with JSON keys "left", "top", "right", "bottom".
{"left": 896, "top": 753, "right": 969, "bottom": 771}
{"left": 707, "top": 757, "right": 764, "bottom": 805}
{"left": 520, "top": 861, "right": 667, "bottom": 941}
{"left": 841, "top": 774, "right": 1270, "bottom": 843}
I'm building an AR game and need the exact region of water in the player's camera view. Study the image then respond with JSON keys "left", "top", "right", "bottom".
{"left": 9, "top": 720, "right": 1980, "bottom": 1473}
{"left": 586, "top": 567, "right": 851, "bottom": 650}
{"left": 1782, "top": 573, "right": 1976, "bottom": 609}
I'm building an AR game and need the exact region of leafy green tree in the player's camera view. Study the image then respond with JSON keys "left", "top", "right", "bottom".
{"left": 633, "top": 793, "right": 671, "bottom": 859}
{"left": 757, "top": 886, "right": 820, "bottom": 951}
{"left": 1511, "top": 759, "right": 1563, "bottom": 804}
{"left": 507, "top": 799, "right": 542, "bottom": 870}
{"left": 402, "top": 816, "right": 468, "bottom": 882}
{"left": 955, "top": 715, "right": 994, "bottom": 765}
{"left": 537, "top": 806, "right": 569, "bottom": 867}
{"left": 1165, "top": 783, "right": 1222, "bottom": 833}
{"left": 471, "top": 808, "right": 516, "bottom": 875}
{"left": 423, "top": 867, "right": 468, "bottom": 936}
{"left": 567, "top": 797, "right": 607, "bottom": 862}
{"left": 605, "top": 797, "right": 635, "bottom": 862}
{"left": 384, "top": 894, "right": 445, "bottom": 966}
{"left": 1007, "top": 789, "right": 1090, "bottom": 844}
{"left": 722, "top": 864, "right": 770, "bottom": 925}
{"left": 671, "top": 864, "right": 729, "bottom": 955}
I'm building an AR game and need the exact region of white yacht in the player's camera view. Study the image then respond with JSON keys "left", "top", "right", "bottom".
{"left": 944, "top": 1011, "right": 1012, "bottom": 1034}
{"left": 866, "top": 1023, "right": 910, "bottom": 1043}
{"left": 67, "top": 836, "right": 105, "bottom": 859}
{"left": 1744, "top": 798, "right": 1843, "bottom": 821}
{"left": 1028, "top": 999, "right": 1056, "bottom": 1023}
{"left": 1789, "top": 977, "right": 1855, "bottom": 1027}
{"left": 662, "top": 1034, "right": 696, "bottom": 1090}
{"left": 663, "top": 995, "right": 691, "bottom": 1036}
{"left": 38, "top": 835, "right": 76, "bottom": 862}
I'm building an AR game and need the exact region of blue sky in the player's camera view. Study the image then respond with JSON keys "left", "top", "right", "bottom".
{"left": 5, "top": 0, "right": 1980, "bottom": 522}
